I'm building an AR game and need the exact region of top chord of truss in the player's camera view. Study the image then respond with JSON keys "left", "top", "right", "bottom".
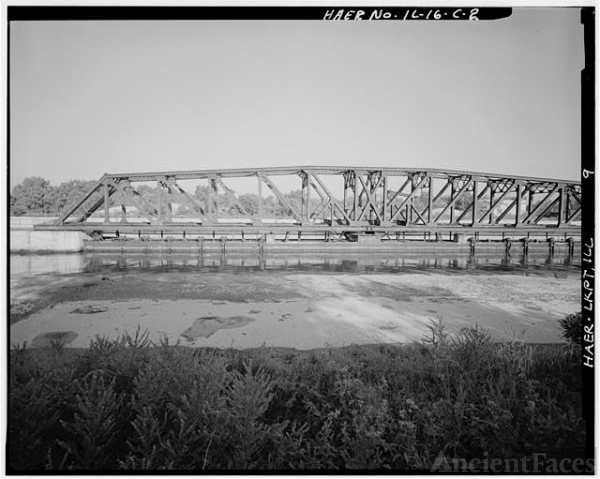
{"left": 96, "top": 166, "right": 580, "bottom": 184}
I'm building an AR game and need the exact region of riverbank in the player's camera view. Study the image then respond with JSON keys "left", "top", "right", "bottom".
{"left": 8, "top": 337, "right": 585, "bottom": 472}
{"left": 10, "top": 268, "right": 580, "bottom": 348}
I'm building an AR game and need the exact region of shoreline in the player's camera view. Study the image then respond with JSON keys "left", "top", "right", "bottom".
{"left": 10, "top": 269, "right": 580, "bottom": 349}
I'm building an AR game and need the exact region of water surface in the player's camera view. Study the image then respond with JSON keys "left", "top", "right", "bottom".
{"left": 10, "top": 251, "right": 579, "bottom": 279}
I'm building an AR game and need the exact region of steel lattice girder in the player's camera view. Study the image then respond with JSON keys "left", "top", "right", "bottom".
{"left": 37, "top": 166, "right": 582, "bottom": 235}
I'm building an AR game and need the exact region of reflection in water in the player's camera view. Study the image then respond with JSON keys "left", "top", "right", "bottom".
{"left": 11, "top": 251, "right": 579, "bottom": 278}
{"left": 10, "top": 254, "right": 86, "bottom": 277}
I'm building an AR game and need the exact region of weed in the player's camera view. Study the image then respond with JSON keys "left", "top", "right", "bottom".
{"left": 57, "top": 372, "right": 124, "bottom": 469}
{"left": 559, "top": 311, "right": 582, "bottom": 348}
{"left": 50, "top": 336, "right": 67, "bottom": 356}
{"left": 11, "top": 340, "right": 27, "bottom": 353}
{"left": 120, "top": 325, "right": 151, "bottom": 349}
{"left": 8, "top": 317, "right": 586, "bottom": 472}
{"left": 422, "top": 316, "right": 450, "bottom": 349}
{"left": 89, "top": 334, "right": 120, "bottom": 355}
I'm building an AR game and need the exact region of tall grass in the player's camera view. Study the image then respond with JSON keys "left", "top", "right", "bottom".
{"left": 8, "top": 316, "right": 584, "bottom": 472}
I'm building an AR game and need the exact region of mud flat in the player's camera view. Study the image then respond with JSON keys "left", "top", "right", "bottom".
{"left": 9, "top": 268, "right": 580, "bottom": 349}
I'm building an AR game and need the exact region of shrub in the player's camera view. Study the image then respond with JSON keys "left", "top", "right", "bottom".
{"left": 55, "top": 372, "right": 125, "bottom": 469}
{"left": 559, "top": 312, "right": 582, "bottom": 347}
{"left": 7, "top": 323, "right": 586, "bottom": 472}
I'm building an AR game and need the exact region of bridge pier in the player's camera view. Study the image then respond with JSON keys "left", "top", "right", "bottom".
{"left": 11, "top": 229, "right": 89, "bottom": 253}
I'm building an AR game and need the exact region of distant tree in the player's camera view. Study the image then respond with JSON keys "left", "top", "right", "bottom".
{"left": 438, "top": 194, "right": 471, "bottom": 210}
{"left": 261, "top": 196, "right": 276, "bottom": 217}
{"left": 194, "top": 185, "right": 209, "bottom": 207}
{"left": 53, "top": 179, "right": 97, "bottom": 214}
{"left": 273, "top": 190, "right": 303, "bottom": 218}
{"left": 10, "top": 177, "right": 57, "bottom": 216}
{"left": 136, "top": 184, "right": 158, "bottom": 201}
{"left": 236, "top": 194, "right": 259, "bottom": 216}
{"left": 194, "top": 184, "right": 235, "bottom": 216}
{"left": 413, "top": 195, "right": 428, "bottom": 211}
{"left": 134, "top": 184, "right": 181, "bottom": 217}
{"left": 9, "top": 194, "right": 18, "bottom": 214}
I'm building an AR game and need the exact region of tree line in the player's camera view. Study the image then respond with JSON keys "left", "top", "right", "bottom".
{"left": 10, "top": 176, "right": 475, "bottom": 219}
{"left": 10, "top": 177, "right": 97, "bottom": 217}
{"left": 9, "top": 177, "right": 311, "bottom": 219}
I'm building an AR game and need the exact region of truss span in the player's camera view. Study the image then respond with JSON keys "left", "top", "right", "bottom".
{"left": 34, "top": 166, "right": 582, "bottom": 240}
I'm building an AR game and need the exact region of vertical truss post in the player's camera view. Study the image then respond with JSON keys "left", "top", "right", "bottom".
{"left": 343, "top": 171, "right": 352, "bottom": 217}
{"left": 212, "top": 177, "right": 219, "bottom": 217}
{"left": 157, "top": 178, "right": 164, "bottom": 225}
{"left": 120, "top": 179, "right": 129, "bottom": 223}
{"left": 166, "top": 184, "right": 173, "bottom": 222}
{"left": 306, "top": 172, "right": 315, "bottom": 222}
{"left": 427, "top": 177, "right": 433, "bottom": 225}
{"left": 365, "top": 173, "right": 377, "bottom": 221}
{"left": 515, "top": 184, "right": 522, "bottom": 226}
{"left": 365, "top": 175, "right": 371, "bottom": 222}
{"left": 363, "top": 171, "right": 382, "bottom": 223}
{"left": 407, "top": 178, "right": 413, "bottom": 225}
{"left": 489, "top": 185, "right": 494, "bottom": 224}
{"left": 382, "top": 175, "right": 388, "bottom": 223}
{"left": 104, "top": 183, "right": 110, "bottom": 224}
{"left": 207, "top": 177, "right": 213, "bottom": 221}
{"left": 301, "top": 171, "right": 311, "bottom": 223}
{"left": 257, "top": 175, "right": 263, "bottom": 221}
{"left": 528, "top": 189, "right": 534, "bottom": 215}
{"left": 344, "top": 170, "right": 358, "bottom": 223}
{"left": 353, "top": 171, "right": 359, "bottom": 222}
{"left": 301, "top": 172, "right": 307, "bottom": 222}
{"left": 558, "top": 185, "right": 566, "bottom": 227}
{"left": 344, "top": 173, "right": 348, "bottom": 213}
{"left": 449, "top": 181, "right": 455, "bottom": 224}
{"left": 343, "top": 178, "right": 348, "bottom": 214}
{"left": 207, "top": 176, "right": 218, "bottom": 223}
{"left": 472, "top": 180, "right": 478, "bottom": 225}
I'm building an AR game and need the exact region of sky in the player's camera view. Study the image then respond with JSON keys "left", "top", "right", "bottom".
{"left": 9, "top": 8, "right": 584, "bottom": 189}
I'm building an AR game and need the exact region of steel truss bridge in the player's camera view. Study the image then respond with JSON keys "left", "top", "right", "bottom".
{"left": 35, "top": 166, "right": 582, "bottom": 241}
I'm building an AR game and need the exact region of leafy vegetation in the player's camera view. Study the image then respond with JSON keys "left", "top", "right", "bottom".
{"left": 559, "top": 311, "right": 582, "bottom": 347}
{"left": 10, "top": 176, "right": 462, "bottom": 219}
{"left": 9, "top": 176, "right": 310, "bottom": 219}
{"left": 8, "top": 317, "right": 584, "bottom": 472}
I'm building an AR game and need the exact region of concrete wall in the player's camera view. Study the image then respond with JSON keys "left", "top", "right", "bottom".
{"left": 10, "top": 216, "right": 88, "bottom": 253}
{"left": 10, "top": 217, "right": 58, "bottom": 229}
{"left": 10, "top": 230, "right": 89, "bottom": 253}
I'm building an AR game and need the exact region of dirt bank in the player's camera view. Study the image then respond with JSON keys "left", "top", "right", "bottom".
{"left": 9, "top": 268, "right": 580, "bottom": 349}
